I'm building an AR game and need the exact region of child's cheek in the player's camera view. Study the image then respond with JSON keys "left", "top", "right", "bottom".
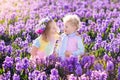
{"left": 64, "top": 29, "right": 68, "bottom": 34}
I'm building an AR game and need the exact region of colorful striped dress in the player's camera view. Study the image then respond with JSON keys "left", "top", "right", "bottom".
{"left": 31, "top": 35, "right": 59, "bottom": 60}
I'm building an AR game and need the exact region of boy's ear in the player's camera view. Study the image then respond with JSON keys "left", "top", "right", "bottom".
{"left": 75, "top": 26, "right": 78, "bottom": 30}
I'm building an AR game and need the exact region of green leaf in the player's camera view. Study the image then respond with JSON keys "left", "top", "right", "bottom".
{"left": 118, "top": 28, "right": 120, "bottom": 33}
{"left": 108, "top": 51, "right": 111, "bottom": 56}
{"left": 89, "top": 43, "right": 95, "bottom": 51}
{"left": 0, "top": 68, "right": 4, "bottom": 74}
{"left": 12, "top": 43, "right": 20, "bottom": 49}
{"left": 0, "top": 19, "right": 5, "bottom": 24}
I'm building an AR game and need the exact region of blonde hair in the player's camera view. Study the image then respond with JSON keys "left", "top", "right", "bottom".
{"left": 63, "top": 14, "right": 81, "bottom": 29}
{"left": 42, "top": 20, "right": 54, "bottom": 42}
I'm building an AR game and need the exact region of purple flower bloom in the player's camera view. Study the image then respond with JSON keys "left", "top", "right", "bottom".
{"left": 4, "top": 45, "right": 13, "bottom": 54}
{"left": 0, "top": 26, "right": 5, "bottom": 35}
{"left": 109, "top": 33, "right": 114, "bottom": 40}
{"left": 106, "top": 60, "right": 114, "bottom": 71}
{"left": 50, "top": 68, "right": 59, "bottom": 80}
{"left": 91, "top": 70, "right": 107, "bottom": 80}
{"left": 22, "top": 57, "right": 29, "bottom": 69}
{"left": 94, "top": 63, "right": 103, "bottom": 71}
{"left": 32, "top": 70, "right": 41, "bottom": 78}
{"left": 2, "top": 71, "right": 11, "bottom": 79}
{"left": 68, "top": 64, "right": 74, "bottom": 72}
{"left": 68, "top": 74, "right": 77, "bottom": 80}
{"left": 3, "top": 56, "right": 13, "bottom": 69}
{"left": 28, "top": 72, "right": 33, "bottom": 80}
{"left": 79, "top": 74, "right": 87, "bottom": 80}
{"left": 51, "top": 68, "right": 58, "bottom": 76}
{"left": 86, "top": 69, "right": 92, "bottom": 77}
{"left": 0, "top": 40, "right": 5, "bottom": 46}
{"left": 15, "top": 57, "right": 21, "bottom": 62}
{"left": 103, "top": 54, "right": 110, "bottom": 61}
{"left": 81, "top": 56, "right": 91, "bottom": 66}
{"left": 16, "top": 62, "right": 23, "bottom": 71}
{"left": 0, "top": 44, "right": 4, "bottom": 52}
{"left": 117, "top": 56, "right": 120, "bottom": 62}
{"left": 99, "top": 71, "right": 108, "bottom": 80}
{"left": 37, "top": 72, "right": 47, "bottom": 80}
{"left": 13, "top": 74, "right": 20, "bottom": 80}
{"left": 75, "top": 65, "right": 82, "bottom": 76}
{"left": 50, "top": 75, "right": 59, "bottom": 80}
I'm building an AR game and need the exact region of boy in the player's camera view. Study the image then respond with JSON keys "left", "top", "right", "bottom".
{"left": 58, "top": 14, "right": 85, "bottom": 59}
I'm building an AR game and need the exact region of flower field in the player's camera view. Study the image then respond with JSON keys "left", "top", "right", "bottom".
{"left": 0, "top": 0, "right": 120, "bottom": 80}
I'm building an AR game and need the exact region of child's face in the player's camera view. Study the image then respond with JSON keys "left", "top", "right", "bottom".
{"left": 49, "top": 21, "right": 59, "bottom": 35}
{"left": 64, "top": 22, "right": 77, "bottom": 35}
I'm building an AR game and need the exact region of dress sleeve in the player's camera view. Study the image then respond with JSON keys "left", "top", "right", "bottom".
{"left": 72, "top": 36, "right": 85, "bottom": 56}
{"left": 32, "top": 37, "right": 40, "bottom": 48}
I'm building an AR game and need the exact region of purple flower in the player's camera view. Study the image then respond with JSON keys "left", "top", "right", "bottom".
{"left": 113, "top": 46, "right": 119, "bottom": 53}
{"left": 109, "top": 33, "right": 114, "bottom": 40}
{"left": 79, "top": 74, "right": 87, "bottom": 80}
{"left": 3, "top": 56, "right": 13, "bottom": 69}
{"left": 16, "top": 62, "right": 23, "bottom": 71}
{"left": 4, "top": 45, "right": 13, "bottom": 54}
{"left": 91, "top": 70, "right": 107, "bottom": 80}
{"left": 50, "top": 75, "right": 59, "bottom": 80}
{"left": 117, "top": 56, "right": 120, "bottom": 62}
{"left": 50, "top": 68, "right": 59, "bottom": 80}
{"left": 85, "top": 11, "right": 92, "bottom": 18}
{"left": 2, "top": 71, "right": 11, "bottom": 79}
{"left": 28, "top": 72, "right": 33, "bottom": 80}
{"left": 103, "top": 54, "right": 110, "bottom": 61}
{"left": 37, "top": 72, "right": 47, "bottom": 80}
{"left": 99, "top": 71, "right": 108, "bottom": 80}
{"left": 0, "top": 44, "right": 4, "bottom": 52}
{"left": 94, "top": 63, "right": 103, "bottom": 71}
{"left": 68, "top": 64, "right": 74, "bottom": 72}
{"left": 89, "top": 55, "right": 95, "bottom": 64}
{"left": 81, "top": 56, "right": 91, "bottom": 66}
{"left": 106, "top": 60, "right": 114, "bottom": 71}
{"left": 26, "top": 34, "right": 31, "bottom": 42}
{"left": 0, "top": 40, "right": 5, "bottom": 46}
{"left": 92, "top": 42, "right": 100, "bottom": 50}
{"left": 118, "top": 67, "right": 120, "bottom": 80}
{"left": 15, "top": 57, "right": 21, "bottom": 62}
{"left": 51, "top": 68, "right": 58, "bottom": 76}
{"left": 55, "top": 62, "right": 61, "bottom": 68}
{"left": 22, "top": 57, "right": 29, "bottom": 69}
{"left": 96, "top": 34, "right": 102, "bottom": 43}
{"left": 75, "top": 65, "right": 82, "bottom": 76}
{"left": 15, "top": 50, "right": 22, "bottom": 57}
{"left": 64, "top": 4, "right": 69, "bottom": 10}
{"left": 13, "top": 74, "right": 20, "bottom": 80}
{"left": 69, "top": 56, "right": 78, "bottom": 65}
{"left": 101, "top": 41, "right": 107, "bottom": 48}
{"left": 32, "top": 70, "right": 41, "bottom": 78}
{"left": 0, "top": 26, "right": 5, "bottom": 35}
{"left": 68, "top": 74, "right": 77, "bottom": 80}
{"left": 104, "top": 43, "right": 111, "bottom": 51}
{"left": 86, "top": 69, "right": 92, "bottom": 77}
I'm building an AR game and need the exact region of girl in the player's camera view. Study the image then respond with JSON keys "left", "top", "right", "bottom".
{"left": 30, "top": 17, "right": 59, "bottom": 61}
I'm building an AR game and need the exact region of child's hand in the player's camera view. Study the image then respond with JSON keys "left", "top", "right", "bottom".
{"left": 65, "top": 51, "right": 71, "bottom": 57}
{"left": 53, "top": 52, "right": 58, "bottom": 57}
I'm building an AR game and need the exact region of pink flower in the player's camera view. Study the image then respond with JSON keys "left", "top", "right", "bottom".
{"left": 36, "top": 29, "right": 44, "bottom": 34}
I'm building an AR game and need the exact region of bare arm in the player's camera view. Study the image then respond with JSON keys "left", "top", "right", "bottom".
{"left": 31, "top": 46, "right": 38, "bottom": 57}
